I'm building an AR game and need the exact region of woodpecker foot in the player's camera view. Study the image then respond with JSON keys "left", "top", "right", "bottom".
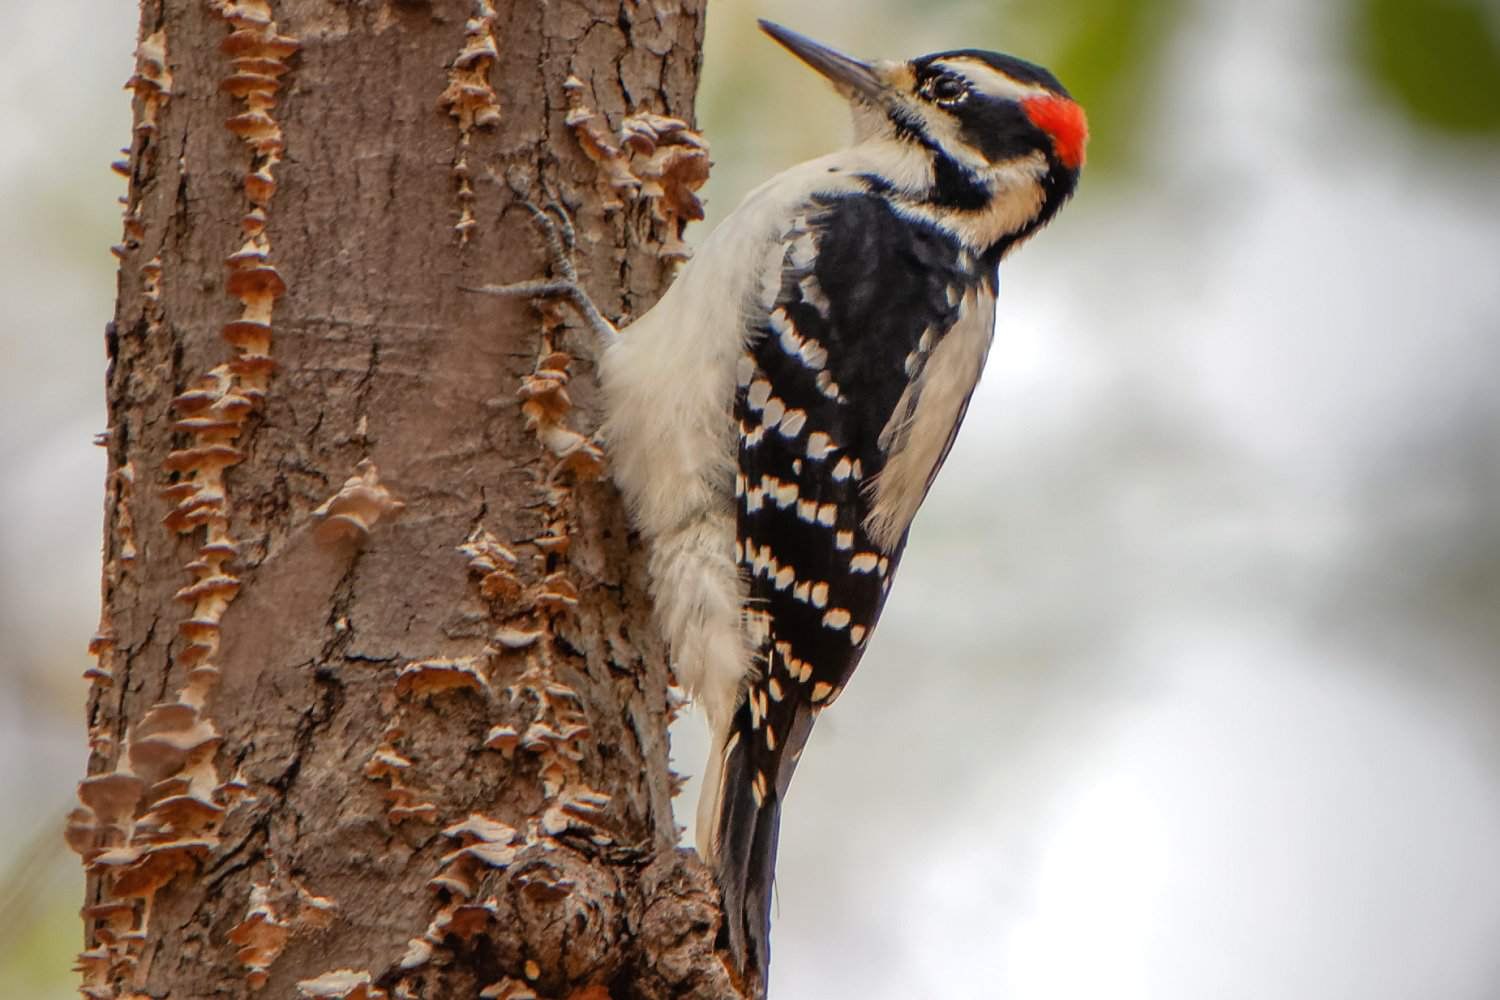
{"left": 464, "top": 200, "right": 619, "bottom": 346}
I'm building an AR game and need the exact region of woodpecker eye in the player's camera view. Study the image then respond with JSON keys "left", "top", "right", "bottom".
{"left": 928, "top": 75, "right": 968, "bottom": 104}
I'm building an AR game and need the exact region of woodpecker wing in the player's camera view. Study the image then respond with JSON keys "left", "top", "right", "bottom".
{"left": 716, "top": 189, "right": 997, "bottom": 979}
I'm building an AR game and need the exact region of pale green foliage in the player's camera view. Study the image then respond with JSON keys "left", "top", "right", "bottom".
{"left": 1354, "top": 0, "right": 1500, "bottom": 134}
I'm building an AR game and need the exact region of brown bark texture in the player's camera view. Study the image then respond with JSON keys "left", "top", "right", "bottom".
{"left": 71, "top": 1, "right": 742, "bottom": 997}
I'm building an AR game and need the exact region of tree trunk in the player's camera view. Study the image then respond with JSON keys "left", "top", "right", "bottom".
{"left": 71, "top": 1, "right": 739, "bottom": 997}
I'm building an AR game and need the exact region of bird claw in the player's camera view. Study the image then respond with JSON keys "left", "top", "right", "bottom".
{"left": 517, "top": 199, "right": 579, "bottom": 282}
{"left": 464, "top": 197, "right": 618, "bottom": 347}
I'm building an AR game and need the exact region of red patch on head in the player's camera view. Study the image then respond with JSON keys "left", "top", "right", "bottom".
{"left": 1021, "top": 95, "right": 1089, "bottom": 170}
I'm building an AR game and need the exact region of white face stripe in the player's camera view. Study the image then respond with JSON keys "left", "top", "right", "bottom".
{"left": 928, "top": 57, "right": 1055, "bottom": 103}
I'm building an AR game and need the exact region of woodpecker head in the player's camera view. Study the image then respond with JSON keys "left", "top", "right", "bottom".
{"left": 760, "top": 20, "right": 1087, "bottom": 254}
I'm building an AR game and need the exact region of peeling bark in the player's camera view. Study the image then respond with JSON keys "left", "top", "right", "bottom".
{"left": 75, "top": 1, "right": 741, "bottom": 997}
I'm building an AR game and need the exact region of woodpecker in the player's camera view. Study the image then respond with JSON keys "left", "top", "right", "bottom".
{"left": 474, "top": 20, "right": 1086, "bottom": 994}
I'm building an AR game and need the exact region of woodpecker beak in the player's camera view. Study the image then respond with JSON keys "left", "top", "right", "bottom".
{"left": 758, "top": 20, "right": 885, "bottom": 103}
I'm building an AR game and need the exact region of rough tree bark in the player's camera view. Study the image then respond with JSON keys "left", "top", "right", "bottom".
{"left": 70, "top": 1, "right": 742, "bottom": 997}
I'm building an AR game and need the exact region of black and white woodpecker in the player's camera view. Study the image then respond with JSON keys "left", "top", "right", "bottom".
{"left": 475, "top": 20, "right": 1086, "bottom": 993}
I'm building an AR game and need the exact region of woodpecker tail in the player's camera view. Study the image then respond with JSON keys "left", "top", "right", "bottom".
{"left": 709, "top": 693, "right": 819, "bottom": 997}
{"left": 714, "top": 710, "right": 781, "bottom": 995}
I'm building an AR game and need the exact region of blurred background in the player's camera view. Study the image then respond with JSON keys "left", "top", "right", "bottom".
{"left": 4, "top": 1, "right": 1498, "bottom": 996}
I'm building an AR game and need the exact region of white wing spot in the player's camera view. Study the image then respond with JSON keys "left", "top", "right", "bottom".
{"left": 822, "top": 608, "right": 852, "bottom": 630}
{"left": 850, "top": 552, "right": 879, "bottom": 573}
{"left": 779, "top": 408, "right": 808, "bottom": 437}
{"left": 835, "top": 530, "right": 854, "bottom": 551}
{"left": 775, "top": 480, "right": 799, "bottom": 508}
{"left": 778, "top": 323, "right": 804, "bottom": 359}
{"left": 747, "top": 379, "right": 772, "bottom": 410}
{"left": 774, "top": 565, "right": 795, "bottom": 590}
{"left": 793, "top": 581, "right": 810, "bottom": 602}
{"left": 816, "top": 369, "right": 841, "bottom": 400}
{"left": 816, "top": 503, "right": 837, "bottom": 527}
{"left": 832, "top": 456, "right": 853, "bottom": 481}
{"left": 768, "top": 677, "right": 784, "bottom": 701}
{"left": 810, "top": 582, "right": 829, "bottom": 608}
{"left": 800, "top": 339, "right": 829, "bottom": 370}
{"left": 797, "top": 498, "right": 818, "bottom": 523}
{"left": 763, "top": 397, "right": 786, "bottom": 427}
{"left": 800, "top": 274, "right": 831, "bottom": 315}
{"left": 807, "top": 432, "right": 835, "bottom": 461}
{"left": 811, "top": 682, "right": 835, "bottom": 703}
{"left": 850, "top": 625, "right": 868, "bottom": 645}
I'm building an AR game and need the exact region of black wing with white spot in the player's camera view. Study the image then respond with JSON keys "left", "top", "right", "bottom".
{"left": 715, "top": 189, "right": 996, "bottom": 975}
